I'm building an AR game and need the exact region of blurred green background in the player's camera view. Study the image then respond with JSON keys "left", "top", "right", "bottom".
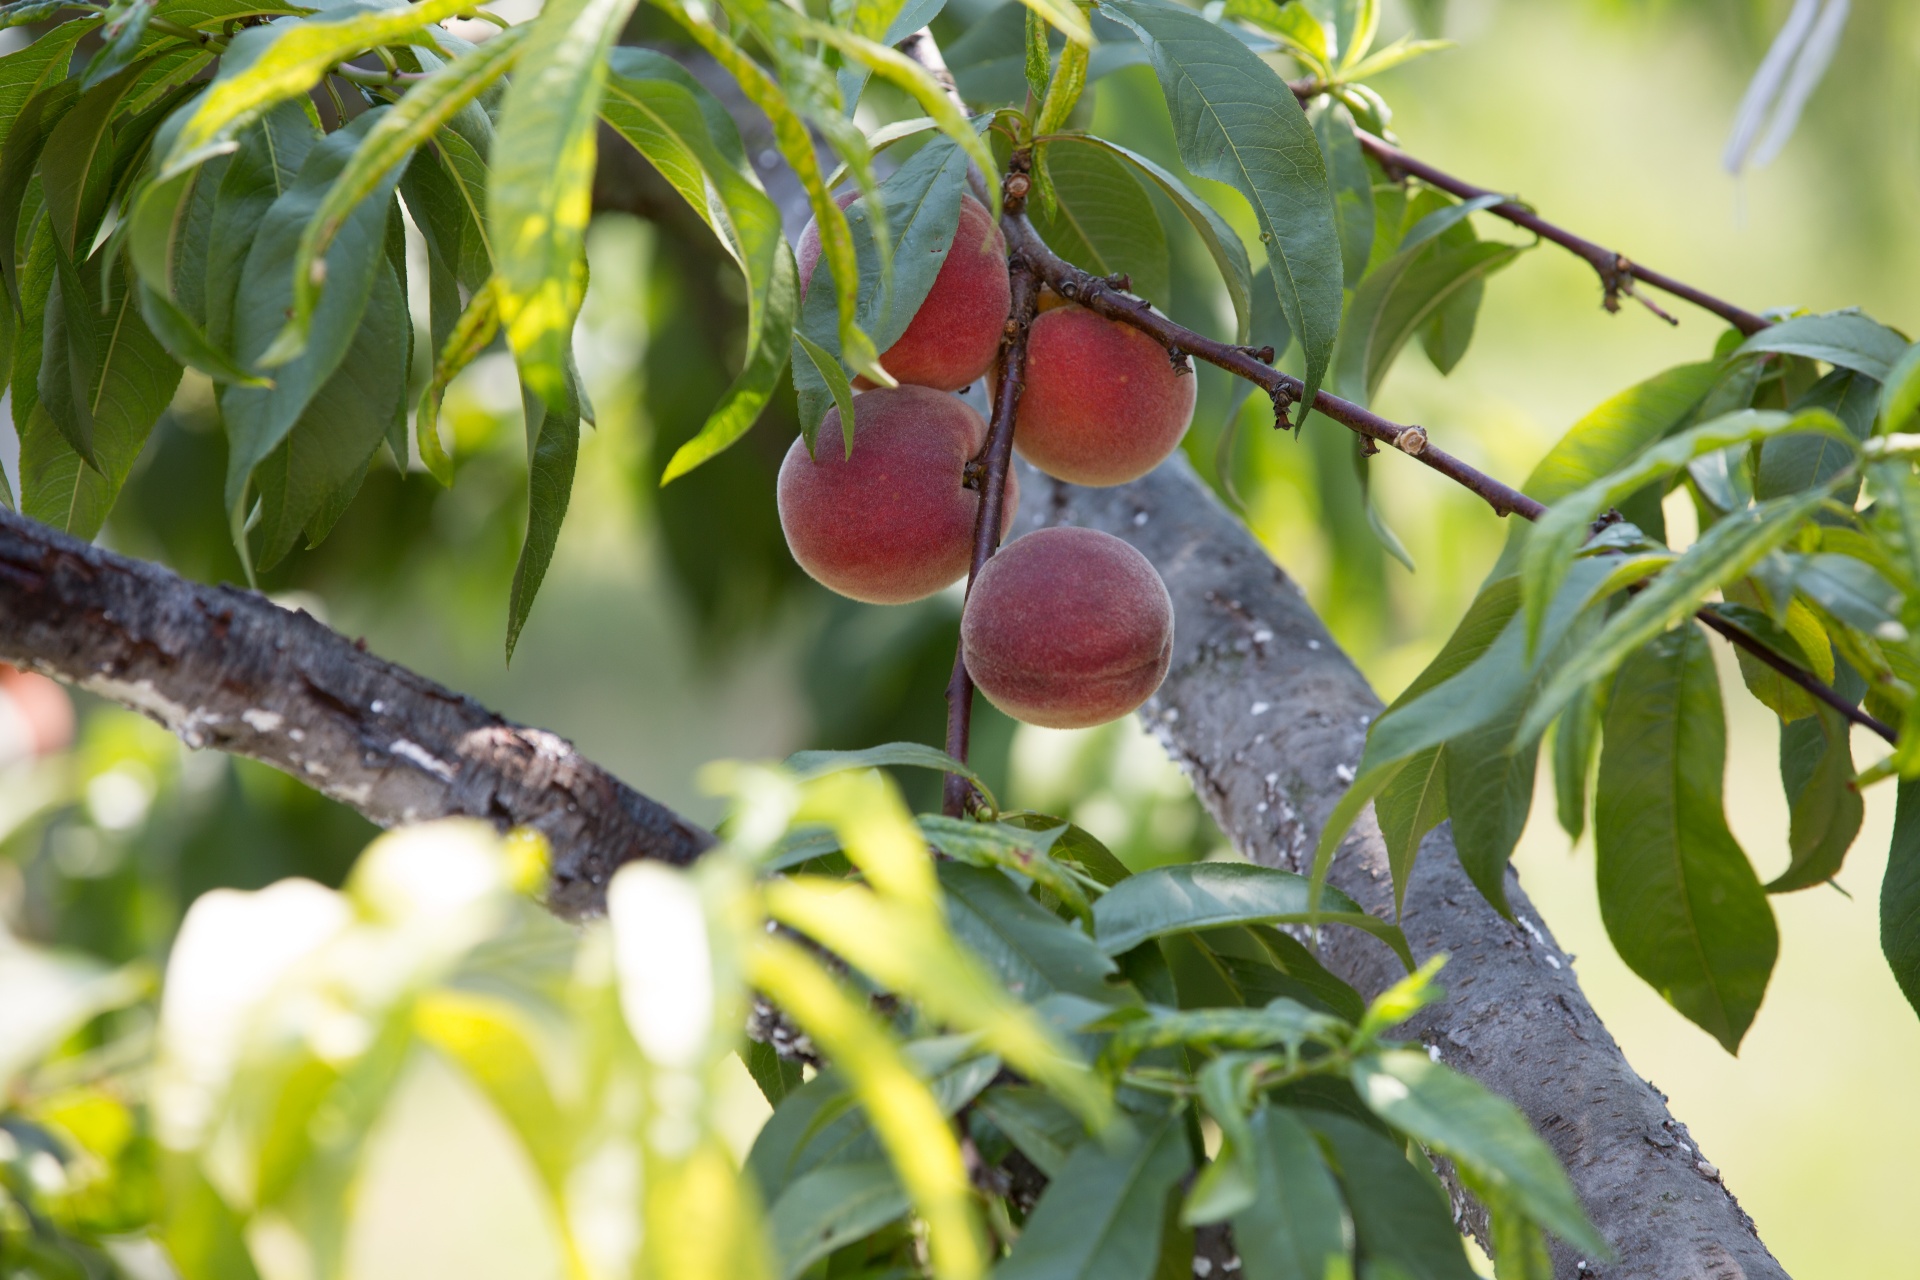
{"left": 5, "top": 0, "right": 1917, "bottom": 1274}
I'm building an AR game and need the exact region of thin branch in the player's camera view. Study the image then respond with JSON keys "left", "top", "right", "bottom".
{"left": 944, "top": 201, "right": 1042, "bottom": 816}
{"left": 0, "top": 507, "right": 715, "bottom": 918}
{"left": 1697, "top": 608, "right": 1896, "bottom": 740}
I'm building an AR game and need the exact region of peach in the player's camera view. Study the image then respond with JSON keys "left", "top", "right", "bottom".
{"left": 1011, "top": 302, "right": 1196, "bottom": 486}
{"left": 798, "top": 191, "right": 1010, "bottom": 392}
{"left": 778, "top": 386, "right": 1017, "bottom": 604}
{"left": 961, "top": 527, "right": 1174, "bottom": 729}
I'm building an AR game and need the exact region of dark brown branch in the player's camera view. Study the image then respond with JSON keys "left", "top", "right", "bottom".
{"left": 0, "top": 507, "right": 715, "bottom": 917}
{"left": 944, "top": 225, "right": 1042, "bottom": 816}
{"left": 1698, "top": 607, "right": 1894, "bottom": 741}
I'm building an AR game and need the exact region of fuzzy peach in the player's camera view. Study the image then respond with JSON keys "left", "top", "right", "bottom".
{"left": 1010, "top": 302, "right": 1196, "bottom": 486}
{"left": 960, "top": 527, "right": 1174, "bottom": 729}
{"left": 798, "top": 191, "right": 1010, "bottom": 392}
{"left": 778, "top": 386, "right": 1016, "bottom": 604}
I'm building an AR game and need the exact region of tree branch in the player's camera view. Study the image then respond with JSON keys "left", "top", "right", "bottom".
{"left": 1015, "top": 455, "right": 1792, "bottom": 1279}
{"left": 0, "top": 507, "right": 715, "bottom": 918}
{"left": 944, "top": 248, "right": 1041, "bottom": 816}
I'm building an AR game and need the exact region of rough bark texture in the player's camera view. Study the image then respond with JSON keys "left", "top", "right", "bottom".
{"left": 1013, "top": 455, "right": 1789, "bottom": 1280}
{"left": 0, "top": 507, "right": 714, "bottom": 915}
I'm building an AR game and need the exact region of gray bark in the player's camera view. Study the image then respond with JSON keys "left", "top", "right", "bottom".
{"left": 1013, "top": 455, "right": 1787, "bottom": 1280}
{"left": 0, "top": 507, "right": 713, "bottom": 916}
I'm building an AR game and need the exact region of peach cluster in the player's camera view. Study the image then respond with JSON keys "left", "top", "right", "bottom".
{"left": 777, "top": 190, "right": 1186, "bottom": 728}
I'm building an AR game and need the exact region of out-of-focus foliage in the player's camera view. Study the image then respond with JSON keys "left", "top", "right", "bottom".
{"left": 3, "top": 758, "right": 1605, "bottom": 1279}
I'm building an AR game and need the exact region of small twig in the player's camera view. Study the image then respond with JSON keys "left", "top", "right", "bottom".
{"left": 1697, "top": 609, "right": 1896, "bottom": 743}
{"left": 944, "top": 248, "right": 1042, "bottom": 817}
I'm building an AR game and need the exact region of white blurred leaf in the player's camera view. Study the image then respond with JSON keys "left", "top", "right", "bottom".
{"left": 1723, "top": 0, "right": 1849, "bottom": 174}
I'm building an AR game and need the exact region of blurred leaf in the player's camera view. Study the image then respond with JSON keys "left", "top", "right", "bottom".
{"left": 249, "top": 259, "right": 407, "bottom": 569}
{"left": 1092, "top": 862, "right": 1412, "bottom": 968}
{"left": 161, "top": 0, "right": 473, "bottom": 175}
{"left": 21, "top": 251, "right": 182, "bottom": 537}
{"left": 1881, "top": 341, "right": 1920, "bottom": 433}
{"left": 1309, "top": 98, "right": 1372, "bottom": 289}
{"left": 1074, "top": 135, "right": 1254, "bottom": 343}
{"left": 1098, "top": 1000, "right": 1343, "bottom": 1076}
{"left": 1301, "top": 1109, "right": 1477, "bottom": 1280}
{"left": 769, "top": 1162, "right": 908, "bottom": 1280}
{"left": 415, "top": 278, "right": 500, "bottom": 486}
{"left": 1734, "top": 308, "right": 1909, "bottom": 382}
{"left": 996, "top": 1111, "right": 1190, "bottom": 1280}
{"left": 1755, "top": 367, "right": 1878, "bottom": 502}
{"left": 1792, "top": 553, "right": 1907, "bottom": 641}
{"left": 1551, "top": 678, "right": 1604, "bottom": 842}
{"left": 1713, "top": 591, "right": 1828, "bottom": 720}
{"left": 1333, "top": 194, "right": 1510, "bottom": 405}
{"left": 1352, "top": 1050, "right": 1603, "bottom": 1254}
{"left": 918, "top": 815, "right": 1093, "bottom": 926}
{"left": 938, "top": 862, "right": 1122, "bottom": 1004}
{"left": 1522, "top": 361, "right": 1719, "bottom": 504}
{"left": 1223, "top": 0, "right": 1331, "bottom": 78}
{"left": 1769, "top": 699, "right": 1862, "bottom": 893}
{"left": 1228, "top": 1104, "right": 1349, "bottom": 1280}
{"left": 790, "top": 136, "right": 969, "bottom": 441}
{"left": 602, "top": 47, "right": 798, "bottom": 485}
{"left": 747, "top": 936, "right": 989, "bottom": 1280}
{"left": 0, "top": 935, "right": 146, "bottom": 1087}
{"left": 788, "top": 741, "right": 992, "bottom": 805}
{"left": 1342, "top": 34, "right": 1452, "bottom": 81}
{"left": 745, "top": 1038, "right": 806, "bottom": 1107}
{"left": 273, "top": 27, "right": 523, "bottom": 365}
{"left": 1595, "top": 624, "right": 1777, "bottom": 1051}
{"left": 975, "top": 1085, "right": 1084, "bottom": 1178}
{"left": 1102, "top": 0, "right": 1341, "bottom": 408}
{"left": 1882, "top": 781, "right": 1920, "bottom": 1020}
{"left": 1520, "top": 407, "right": 1852, "bottom": 658}
{"left": 415, "top": 989, "right": 570, "bottom": 1194}
{"left": 488, "top": 0, "right": 636, "bottom": 407}
{"left": 218, "top": 110, "right": 397, "bottom": 547}
{"left": 506, "top": 356, "right": 585, "bottom": 660}
{"left": 1014, "top": 0, "right": 1092, "bottom": 47}
{"left": 1030, "top": 138, "right": 1170, "bottom": 305}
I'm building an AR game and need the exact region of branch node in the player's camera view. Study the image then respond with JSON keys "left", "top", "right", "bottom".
{"left": 1360, "top": 437, "right": 1381, "bottom": 457}
{"left": 1394, "top": 425, "right": 1429, "bottom": 456}
{"left": 1168, "top": 345, "right": 1193, "bottom": 376}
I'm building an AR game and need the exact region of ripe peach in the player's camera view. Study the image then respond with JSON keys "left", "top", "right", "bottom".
{"left": 778, "top": 386, "right": 1017, "bottom": 604}
{"left": 961, "top": 527, "right": 1174, "bottom": 729}
{"left": 798, "top": 191, "right": 1010, "bottom": 392}
{"left": 1011, "top": 303, "right": 1196, "bottom": 486}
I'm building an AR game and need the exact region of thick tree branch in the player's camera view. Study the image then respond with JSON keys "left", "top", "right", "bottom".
{"left": 0, "top": 507, "right": 715, "bottom": 917}
{"left": 1015, "top": 455, "right": 1792, "bottom": 1280}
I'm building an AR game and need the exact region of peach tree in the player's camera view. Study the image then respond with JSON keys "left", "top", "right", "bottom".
{"left": 0, "top": 0, "right": 1913, "bottom": 1277}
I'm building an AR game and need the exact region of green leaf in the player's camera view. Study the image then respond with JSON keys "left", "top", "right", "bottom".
{"left": 996, "top": 1111, "right": 1191, "bottom": 1280}
{"left": 1073, "top": 134, "right": 1255, "bottom": 343}
{"left": 938, "top": 862, "right": 1122, "bottom": 1005}
{"left": 218, "top": 108, "right": 393, "bottom": 544}
{"left": 1015, "top": 0, "right": 1092, "bottom": 47}
{"left": 1735, "top": 308, "right": 1910, "bottom": 382}
{"left": 918, "top": 815, "right": 1093, "bottom": 926}
{"left": 1101, "top": 0, "right": 1342, "bottom": 408}
{"left": 1374, "top": 745, "right": 1444, "bottom": 910}
{"left": 1092, "top": 862, "right": 1413, "bottom": 969}
{"left": 203, "top": 100, "right": 321, "bottom": 354}
{"left": 601, "top": 47, "right": 798, "bottom": 485}
{"left": 1594, "top": 624, "right": 1777, "bottom": 1051}
{"left": 1098, "top": 1000, "right": 1343, "bottom": 1076}
{"left": 249, "top": 258, "right": 406, "bottom": 569}
{"left": 1301, "top": 1109, "right": 1477, "bottom": 1280}
{"left": 1880, "top": 341, "right": 1920, "bottom": 433}
{"left": 1792, "top": 552, "right": 1907, "bottom": 641}
{"left": 506, "top": 357, "right": 584, "bottom": 660}
{"left": 0, "top": 80, "right": 81, "bottom": 308}
{"left": 162, "top": 0, "right": 474, "bottom": 175}
{"left": 787, "top": 741, "right": 992, "bottom": 801}
{"left": 81, "top": 0, "right": 158, "bottom": 87}
{"left": 1769, "top": 698, "right": 1863, "bottom": 893}
{"left": 38, "top": 242, "right": 104, "bottom": 464}
{"left": 1551, "top": 678, "right": 1604, "bottom": 842}
{"left": 488, "top": 0, "right": 636, "bottom": 407}
{"left": 745, "top": 1039, "right": 806, "bottom": 1107}
{"left": 1352, "top": 1050, "right": 1604, "bottom": 1255}
{"left": 1522, "top": 361, "right": 1720, "bottom": 504}
{"left": 271, "top": 26, "right": 523, "bottom": 366}
{"left": 413, "top": 278, "right": 498, "bottom": 485}
{"left": 0, "top": 19, "right": 99, "bottom": 296}
{"left": 1712, "top": 592, "right": 1830, "bottom": 720}
{"left": 1333, "top": 194, "right": 1513, "bottom": 405}
{"left": 1441, "top": 705, "right": 1543, "bottom": 920}
{"left": 789, "top": 136, "right": 970, "bottom": 442}
{"left": 975, "top": 1085, "right": 1085, "bottom": 1179}
{"left": 414, "top": 990, "right": 570, "bottom": 1196}
{"left": 1520, "top": 407, "right": 1852, "bottom": 657}
{"left": 1520, "top": 486, "right": 1835, "bottom": 746}
{"left": 42, "top": 59, "right": 158, "bottom": 258}
{"left": 1755, "top": 368, "right": 1878, "bottom": 501}
{"left": 21, "top": 250, "right": 182, "bottom": 537}
{"left": 768, "top": 1162, "right": 908, "bottom": 1280}
{"left": 1030, "top": 137, "right": 1171, "bottom": 306}
{"left": 1881, "top": 781, "right": 1920, "bottom": 1020}
{"left": 1309, "top": 97, "right": 1372, "bottom": 289}
{"left": 1229, "top": 1105, "right": 1350, "bottom": 1280}
{"left": 1223, "top": 0, "right": 1331, "bottom": 78}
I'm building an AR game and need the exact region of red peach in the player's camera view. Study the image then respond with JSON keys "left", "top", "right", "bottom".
{"left": 1011, "top": 303, "right": 1196, "bottom": 486}
{"left": 961, "top": 527, "right": 1174, "bottom": 729}
{"left": 798, "top": 191, "right": 1011, "bottom": 392}
{"left": 777, "top": 386, "right": 1017, "bottom": 604}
